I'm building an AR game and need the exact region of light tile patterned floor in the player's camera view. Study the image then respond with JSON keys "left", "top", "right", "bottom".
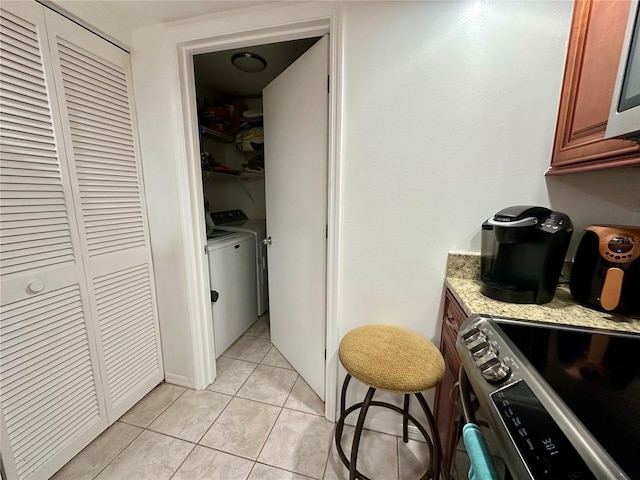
{"left": 52, "top": 315, "right": 432, "bottom": 480}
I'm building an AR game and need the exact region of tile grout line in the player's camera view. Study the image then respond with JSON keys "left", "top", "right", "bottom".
{"left": 85, "top": 423, "right": 145, "bottom": 480}
{"left": 192, "top": 392, "right": 234, "bottom": 445}
{"left": 86, "top": 384, "right": 188, "bottom": 480}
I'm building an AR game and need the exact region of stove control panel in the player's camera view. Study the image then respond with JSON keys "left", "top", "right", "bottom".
{"left": 461, "top": 326, "right": 510, "bottom": 383}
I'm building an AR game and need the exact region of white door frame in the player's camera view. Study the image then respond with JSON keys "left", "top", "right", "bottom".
{"left": 175, "top": 9, "right": 343, "bottom": 421}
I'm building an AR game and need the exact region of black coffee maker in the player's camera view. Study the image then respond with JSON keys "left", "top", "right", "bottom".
{"left": 481, "top": 205, "right": 573, "bottom": 304}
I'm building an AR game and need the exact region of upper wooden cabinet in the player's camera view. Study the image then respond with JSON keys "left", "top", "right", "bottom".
{"left": 548, "top": 0, "right": 640, "bottom": 175}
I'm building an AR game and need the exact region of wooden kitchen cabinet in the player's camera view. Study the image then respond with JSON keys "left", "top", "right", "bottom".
{"left": 548, "top": 0, "right": 640, "bottom": 175}
{"left": 434, "top": 289, "right": 467, "bottom": 478}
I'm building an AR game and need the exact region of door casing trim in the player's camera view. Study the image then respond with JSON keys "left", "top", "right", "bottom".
{"left": 175, "top": 3, "right": 344, "bottom": 422}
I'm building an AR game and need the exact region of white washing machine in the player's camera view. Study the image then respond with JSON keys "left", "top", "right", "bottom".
{"left": 209, "top": 210, "right": 268, "bottom": 316}
{"left": 207, "top": 230, "right": 257, "bottom": 357}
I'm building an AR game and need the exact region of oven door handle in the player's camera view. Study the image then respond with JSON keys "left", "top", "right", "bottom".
{"left": 459, "top": 366, "right": 476, "bottom": 425}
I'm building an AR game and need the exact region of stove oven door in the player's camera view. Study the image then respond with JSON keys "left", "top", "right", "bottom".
{"left": 454, "top": 368, "right": 512, "bottom": 480}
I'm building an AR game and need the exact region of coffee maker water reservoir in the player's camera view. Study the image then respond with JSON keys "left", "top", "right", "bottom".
{"left": 481, "top": 205, "right": 573, "bottom": 304}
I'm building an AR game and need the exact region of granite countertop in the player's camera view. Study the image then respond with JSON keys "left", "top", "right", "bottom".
{"left": 445, "top": 252, "right": 640, "bottom": 334}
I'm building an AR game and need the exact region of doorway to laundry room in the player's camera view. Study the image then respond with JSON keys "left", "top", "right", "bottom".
{"left": 193, "top": 35, "right": 329, "bottom": 402}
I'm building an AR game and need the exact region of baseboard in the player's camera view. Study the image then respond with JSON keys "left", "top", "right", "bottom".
{"left": 164, "top": 372, "right": 196, "bottom": 389}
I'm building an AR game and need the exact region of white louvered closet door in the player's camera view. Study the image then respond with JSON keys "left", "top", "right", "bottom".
{"left": 0, "top": 3, "right": 108, "bottom": 480}
{"left": 43, "top": 10, "right": 163, "bottom": 422}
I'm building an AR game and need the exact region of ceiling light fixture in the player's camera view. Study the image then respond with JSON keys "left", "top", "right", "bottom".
{"left": 231, "top": 52, "right": 267, "bottom": 73}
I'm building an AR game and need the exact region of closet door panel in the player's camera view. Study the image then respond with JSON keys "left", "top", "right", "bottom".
{"left": 43, "top": 9, "right": 163, "bottom": 422}
{"left": 0, "top": 3, "right": 108, "bottom": 480}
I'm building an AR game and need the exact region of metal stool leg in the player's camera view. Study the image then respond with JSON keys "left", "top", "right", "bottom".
{"left": 415, "top": 392, "right": 442, "bottom": 480}
{"left": 349, "top": 387, "right": 376, "bottom": 480}
{"left": 402, "top": 394, "right": 410, "bottom": 443}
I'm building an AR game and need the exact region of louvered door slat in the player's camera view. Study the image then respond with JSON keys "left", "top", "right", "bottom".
{"left": 1, "top": 222, "right": 69, "bottom": 238}
{"left": 0, "top": 103, "right": 51, "bottom": 125}
{"left": 92, "top": 263, "right": 159, "bottom": 406}
{"left": 101, "top": 305, "right": 153, "bottom": 339}
{"left": 66, "top": 89, "right": 130, "bottom": 116}
{"left": 0, "top": 71, "right": 45, "bottom": 94}
{"left": 0, "top": 95, "right": 50, "bottom": 117}
{"left": 2, "top": 329, "right": 88, "bottom": 399}
{"left": 2, "top": 235, "right": 69, "bottom": 253}
{"left": 98, "top": 292, "right": 152, "bottom": 325}
{"left": 7, "top": 369, "right": 92, "bottom": 435}
{"left": 59, "top": 50, "right": 127, "bottom": 87}
{"left": 11, "top": 385, "right": 96, "bottom": 452}
{"left": 1, "top": 5, "right": 108, "bottom": 480}
{"left": 0, "top": 11, "right": 75, "bottom": 278}
{"left": 77, "top": 165, "right": 138, "bottom": 177}
{"left": 71, "top": 124, "right": 133, "bottom": 146}
{"left": 0, "top": 284, "right": 101, "bottom": 479}
{"left": 1, "top": 121, "right": 54, "bottom": 141}
{"left": 109, "top": 353, "right": 157, "bottom": 399}
{"left": 4, "top": 358, "right": 91, "bottom": 421}
{"left": 104, "top": 323, "right": 155, "bottom": 363}
{"left": 2, "top": 315, "right": 84, "bottom": 368}
{"left": 67, "top": 112, "right": 132, "bottom": 137}
{"left": 60, "top": 65, "right": 126, "bottom": 100}
{"left": 0, "top": 297, "right": 80, "bottom": 340}
{"left": 16, "top": 398, "right": 97, "bottom": 475}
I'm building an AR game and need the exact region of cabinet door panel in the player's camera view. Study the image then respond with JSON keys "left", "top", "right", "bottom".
{"left": 549, "top": 0, "right": 640, "bottom": 174}
{"left": 43, "top": 9, "right": 164, "bottom": 423}
{"left": 0, "top": 4, "right": 108, "bottom": 479}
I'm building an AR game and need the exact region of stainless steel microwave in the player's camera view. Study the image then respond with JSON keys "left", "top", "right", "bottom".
{"left": 606, "top": 0, "right": 640, "bottom": 144}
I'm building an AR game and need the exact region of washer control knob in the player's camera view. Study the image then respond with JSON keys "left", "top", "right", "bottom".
{"left": 27, "top": 280, "right": 45, "bottom": 294}
{"left": 479, "top": 357, "right": 511, "bottom": 383}
{"left": 461, "top": 327, "right": 486, "bottom": 344}
{"left": 470, "top": 341, "right": 496, "bottom": 359}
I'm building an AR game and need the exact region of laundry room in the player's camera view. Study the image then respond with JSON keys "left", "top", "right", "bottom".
{"left": 193, "top": 36, "right": 327, "bottom": 397}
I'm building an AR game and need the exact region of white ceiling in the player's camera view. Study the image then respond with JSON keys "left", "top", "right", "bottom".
{"left": 53, "top": 0, "right": 271, "bottom": 33}
{"left": 194, "top": 37, "right": 320, "bottom": 99}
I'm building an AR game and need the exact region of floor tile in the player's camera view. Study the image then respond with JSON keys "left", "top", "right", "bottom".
{"left": 261, "top": 346, "right": 294, "bottom": 370}
{"left": 149, "top": 389, "right": 231, "bottom": 442}
{"left": 284, "top": 377, "right": 325, "bottom": 416}
{"left": 245, "top": 315, "right": 271, "bottom": 339}
{"left": 237, "top": 364, "right": 298, "bottom": 406}
{"left": 259, "top": 408, "right": 334, "bottom": 479}
{"left": 171, "top": 445, "right": 254, "bottom": 480}
{"left": 200, "top": 397, "right": 281, "bottom": 460}
{"left": 208, "top": 357, "right": 258, "bottom": 395}
{"left": 223, "top": 335, "right": 272, "bottom": 363}
{"left": 398, "top": 438, "right": 430, "bottom": 479}
{"left": 249, "top": 463, "right": 314, "bottom": 479}
{"left": 325, "top": 425, "right": 398, "bottom": 480}
{"left": 95, "top": 430, "right": 193, "bottom": 480}
{"left": 119, "top": 382, "right": 185, "bottom": 428}
{"left": 52, "top": 422, "right": 142, "bottom": 480}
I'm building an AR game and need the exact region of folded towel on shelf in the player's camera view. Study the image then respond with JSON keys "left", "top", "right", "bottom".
{"left": 235, "top": 127, "right": 264, "bottom": 152}
{"left": 463, "top": 423, "right": 498, "bottom": 480}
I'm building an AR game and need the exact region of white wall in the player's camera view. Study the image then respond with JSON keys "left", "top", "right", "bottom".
{"left": 339, "top": 0, "right": 577, "bottom": 340}
{"left": 71, "top": 0, "right": 640, "bottom": 392}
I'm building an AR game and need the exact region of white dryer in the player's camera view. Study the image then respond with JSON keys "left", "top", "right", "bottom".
{"left": 209, "top": 210, "right": 268, "bottom": 316}
{"left": 207, "top": 230, "right": 257, "bottom": 357}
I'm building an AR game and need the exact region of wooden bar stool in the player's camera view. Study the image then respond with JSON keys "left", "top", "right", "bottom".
{"left": 335, "top": 325, "right": 445, "bottom": 480}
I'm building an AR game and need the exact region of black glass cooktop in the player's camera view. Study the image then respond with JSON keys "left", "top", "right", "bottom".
{"left": 495, "top": 320, "right": 640, "bottom": 478}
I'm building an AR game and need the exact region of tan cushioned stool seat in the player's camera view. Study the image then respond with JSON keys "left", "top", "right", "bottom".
{"left": 339, "top": 325, "right": 445, "bottom": 393}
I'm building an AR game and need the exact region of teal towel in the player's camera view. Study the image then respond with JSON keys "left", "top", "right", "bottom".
{"left": 462, "top": 423, "right": 498, "bottom": 480}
